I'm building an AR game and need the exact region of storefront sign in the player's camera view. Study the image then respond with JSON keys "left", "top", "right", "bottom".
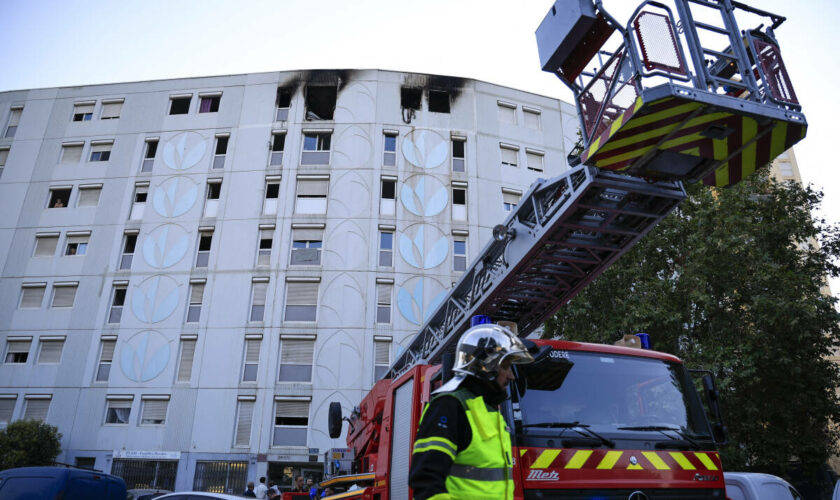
{"left": 113, "top": 450, "right": 181, "bottom": 460}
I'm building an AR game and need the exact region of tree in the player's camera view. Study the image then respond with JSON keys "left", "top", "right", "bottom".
{"left": 545, "top": 168, "right": 840, "bottom": 486}
{"left": 0, "top": 420, "right": 62, "bottom": 470}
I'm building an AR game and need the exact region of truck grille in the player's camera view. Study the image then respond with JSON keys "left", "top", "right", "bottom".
{"left": 524, "top": 489, "right": 725, "bottom": 500}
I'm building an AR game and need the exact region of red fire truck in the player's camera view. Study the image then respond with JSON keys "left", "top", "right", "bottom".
{"left": 322, "top": 0, "right": 804, "bottom": 497}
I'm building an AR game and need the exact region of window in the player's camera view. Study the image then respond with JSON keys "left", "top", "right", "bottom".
{"left": 169, "top": 95, "right": 191, "bottom": 115}
{"left": 142, "top": 139, "right": 158, "bottom": 173}
{"left": 374, "top": 339, "right": 391, "bottom": 380}
{"left": 213, "top": 135, "right": 228, "bottom": 169}
{"left": 0, "top": 396, "right": 16, "bottom": 426}
{"left": 454, "top": 239, "right": 467, "bottom": 272}
{"left": 305, "top": 85, "right": 336, "bottom": 120}
{"left": 273, "top": 398, "right": 309, "bottom": 446}
{"left": 89, "top": 141, "right": 112, "bottom": 162}
{"left": 276, "top": 87, "right": 293, "bottom": 121}
{"left": 61, "top": 142, "right": 84, "bottom": 164}
{"left": 0, "top": 146, "right": 8, "bottom": 178}
{"left": 48, "top": 187, "right": 72, "bottom": 208}
{"left": 199, "top": 94, "right": 221, "bottom": 113}
{"left": 105, "top": 397, "right": 132, "bottom": 424}
{"left": 65, "top": 233, "right": 90, "bottom": 256}
{"left": 376, "top": 282, "right": 392, "bottom": 324}
{"left": 278, "top": 338, "right": 314, "bottom": 382}
{"left": 100, "top": 99, "right": 123, "bottom": 120}
{"left": 270, "top": 132, "right": 285, "bottom": 166}
{"left": 452, "top": 185, "right": 467, "bottom": 221}
{"left": 502, "top": 189, "right": 520, "bottom": 212}
{"left": 23, "top": 396, "right": 50, "bottom": 422}
{"left": 526, "top": 149, "right": 544, "bottom": 172}
{"left": 38, "top": 337, "right": 65, "bottom": 364}
{"left": 498, "top": 102, "right": 517, "bottom": 125}
{"left": 119, "top": 232, "right": 138, "bottom": 270}
{"left": 290, "top": 227, "right": 323, "bottom": 266}
{"left": 264, "top": 177, "right": 281, "bottom": 215}
{"left": 779, "top": 161, "right": 794, "bottom": 177}
{"left": 452, "top": 138, "right": 466, "bottom": 172}
{"left": 196, "top": 230, "right": 213, "bottom": 268}
{"left": 96, "top": 338, "right": 116, "bottom": 382}
{"left": 5, "top": 107, "right": 22, "bottom": 138}
{"left": 380, "top": 177, "right": 396, "bottom": 216}
{"left": 73, "top": 102, "right": 94, "bottom": 122}
{"left": 130, "top": 183, "right": 148, "bottom": 220}
{"left": 187, "top": 281, "right": 205, "bottom": 323}
{"left": 204, "top": 180, "right": 222, "bottom": 217}
{"left": 5, "top": 338, "right": 31, "bottom": 364}
{"left": 242, "top": 337, "right": 261, "bottom": 382}
{"left": 234, "top": 398, "right": 255, "bottom": 447}
{"left": 401, "top": 87, "right": 422, "bottom": 110}
{"left": 383, "top": 132, "right": 397, "bottom": 167}
{"left": 177, "top": 338, "right": 197, "bottom": 382}
{"left": 285, "top": 280, "right": 319, "bottom": 322}
{"left": 250, "top": 279, "right": 269, "bottom": 322}
{"left": 257, "top": 227, "right": 274, "bottom": 266}
{"left": 301, "top": 132, "right": 331, "bottom": 165}
{"left": 34, "top": 234, "right": 59, "bottom": 257}
{"left": 428, "top": 90, "right": 450, "bottom": 113}
{"left": 524, "top": 108, "right": 541, "bottom": 129}
{"left": 108, "top": 284, "right": 127, "bottom": 324}
{"left": 20, "top": 283, "right": 46, "bottom": 309}
{"left": 379, "top": 230, "right": 393, "bottom": 267}
{"left": 51, "top": 282, "right": 78, "bottom": 308}
{"left": 140, "top": 396, "right": 169, "bottom": 425}
{"left": 77, "top": 185, "right": 102, "bottom": 207}
{"left": 295, "top": 176, "right": 329, "bottom": 214}
{"left": 501, "top": 144, "right": 519, "bottom": 167}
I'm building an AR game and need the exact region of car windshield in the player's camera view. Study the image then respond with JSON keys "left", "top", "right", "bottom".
{"left": 516, "top": 350, "right": 711, "bottom": 440}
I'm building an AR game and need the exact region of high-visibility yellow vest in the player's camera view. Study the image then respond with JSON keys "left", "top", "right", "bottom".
{"left": 416, "top": 387, "right": 514, "bottom": 500}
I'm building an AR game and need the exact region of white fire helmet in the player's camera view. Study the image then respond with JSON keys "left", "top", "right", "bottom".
{"left": 452, "top": 323, "right": 534, "bottom": 381}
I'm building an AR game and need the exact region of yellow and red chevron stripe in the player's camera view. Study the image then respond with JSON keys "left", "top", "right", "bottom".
{"left": 579, "top": 92, "right": 807, "bottom": 188}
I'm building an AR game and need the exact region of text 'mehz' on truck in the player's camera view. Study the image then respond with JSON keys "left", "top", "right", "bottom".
{"left": 321, "top": 0, "right": 807, "bottom": 498}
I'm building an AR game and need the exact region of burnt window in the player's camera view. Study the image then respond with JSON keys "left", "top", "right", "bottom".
{"left": 305, "top": 85, "right": 336, "bottom": 120}
{"left": 401, "top": 88, "right": 422, "bottom": 110}
{"left": 429, "top": 90, "right": 450, "bottom": 113}
{"left": 276, "top": 88, "right": 293, "bottom": 108}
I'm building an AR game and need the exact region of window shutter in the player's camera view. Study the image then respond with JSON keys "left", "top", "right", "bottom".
{"left": 292, "top": 228, "right": 324, "bottom": 241}
{"left": 21, "top": 287, "right": 45, "bottom": 308}
{"left": 297, "top": 180, "right": 329, "bottom": 196}
{"left": 100, "top": 340, "right": 116, "bottom": 362}
{"left": 260, "top": 229, "right": 274, "bottom": 245}
{"left": 35, "top": 236, "right": 58, "bottom": 256}
{"left": 0, "top": 398, "right": 15, "bottom": 423}
{"left": 280, "top": 340, "right": 314, "bottom": 365}
{"left": 141, "top": 400, "right": 168, "bottom": 424}
{"left": 503, "top": 191, "right": 520, "bottom": 205}
{"left": 38, "top": 340, "right": 64, "bottom": 363}
{"left": 498, "top": 104, "right": 516, "bottom": 124}
{"left": 101, "top": 101, "right": 123, "bottom": 119}
{"left": 91, "top": 142, "right": 112, "bottom": 153}
{"left": 75, "top": 103, "right": 94, "bottom": 114}
{"left": 252, "top": 282, "right": 268, "bottom": 306}
{"left": 62, "top": 145, "right": 83, "bottom": 163}
{"left": 245, "top": 339, "right": 261, "bottom": 363}
{"left": 524, "top": 109, "right": 541, "bottom": 129}
{"left": 52, "top": 285, "right": 77, "bottom": 307}
{"left": 190, "top": 283, "right": 205, "bottom": 304}
{"left": 276, "top": 401, "right": 309, "bottom": 419}
{"left": 375, "top": 341, "right": 390, "bottom": 365}
{"left": 23, "top": 399, "right": 50, "bottom": 421}
{"left": 286, "top": 282, "right": 318, "bottom": 305}
{"left": 78, "top": 188, "right": 101, "bottom": 206}
{"left": 235, "top": 401, "right": 254, "bottom": 446}
{"left": 527, "top": 151, "right": 544, "bottom": 171}
{"left": 0, "top": 148, "right": 9, "bottom": 165}
{"left": 8, "top": 340, "right": 31, "bottom": 354}
{"left": 108, "top": 398, "right": 132, "bottom": 409}
{"left": 8, "top": 108, "right": 22, "bottom": 127}
{"left": 377, "top": 284, "right": 391, "bottom": 306}
{"left": 501, "top": 146, "right": 518, "bottom": 165}
{"left": 178, "top": 340, "right": 196, "bottom": 381}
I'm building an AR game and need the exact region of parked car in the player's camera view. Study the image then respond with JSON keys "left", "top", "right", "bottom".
{"left": 0, "top": 466, "right": 126, "bottom": 500}
{"left": 154, "top": 493, "right": 249, "bottom": 500}
{"left": 725, "top": 472, "right": 803, "bottom": 500}
{"left": 127, "top": 487, "right": 173, "bottom": 499}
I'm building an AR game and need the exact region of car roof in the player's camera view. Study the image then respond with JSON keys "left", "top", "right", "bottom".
{"left": 156, "top": 493, "right": 246, "bottom": 500}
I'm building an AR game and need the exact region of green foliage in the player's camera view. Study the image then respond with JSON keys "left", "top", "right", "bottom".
{"left": 545, "top": 168, "right": 840, "bottom": 477}
{"left": 0, "top": 420, "right": 62, "bottom": 470}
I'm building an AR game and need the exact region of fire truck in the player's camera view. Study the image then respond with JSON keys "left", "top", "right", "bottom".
{"left": 320, "top": 0, "right": 806, "bottom": 498}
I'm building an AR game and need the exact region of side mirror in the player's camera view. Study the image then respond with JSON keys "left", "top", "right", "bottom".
{"left": 701, "top": 373, "right": 728, "bottom": 445}
{"left": 328, "top": 402, "right": 343, "bottom": 439}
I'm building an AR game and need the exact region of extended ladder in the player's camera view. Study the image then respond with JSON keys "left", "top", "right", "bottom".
{"left": 386, "top": 166, "right": 685, "bottom": 379}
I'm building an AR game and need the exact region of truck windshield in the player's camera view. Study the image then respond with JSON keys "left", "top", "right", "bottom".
{"left": 516, "top": 350, "right": 711, "bottom": 442}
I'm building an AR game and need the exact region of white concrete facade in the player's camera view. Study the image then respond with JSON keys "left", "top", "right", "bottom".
{"left": 0, "top": 69, "right": 576, "bottom": 492}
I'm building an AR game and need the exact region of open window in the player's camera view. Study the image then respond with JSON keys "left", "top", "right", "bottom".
{"left": 305, "top": 85, "right": 336, "bottom": 120}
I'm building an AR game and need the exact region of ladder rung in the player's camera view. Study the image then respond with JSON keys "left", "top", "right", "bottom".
{"left": 694, "top": 21, "right": 729, "bottom": 35}
{"left": 703, "top": 48, "right": 738, "bottom": 60}
{"left": 707, "top": 76, "right": 749, "bottom": 88}
{"left": 686, "top": 0, "right": 723, "bottom": 9}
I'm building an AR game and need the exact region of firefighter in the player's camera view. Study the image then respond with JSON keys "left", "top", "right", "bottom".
{"left": 408, "top": 322, "right": 534, "bottom": 500}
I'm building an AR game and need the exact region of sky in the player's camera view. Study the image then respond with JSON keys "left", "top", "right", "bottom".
{"left": 2, "top": 0, "right": 840, "bottom": 293}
